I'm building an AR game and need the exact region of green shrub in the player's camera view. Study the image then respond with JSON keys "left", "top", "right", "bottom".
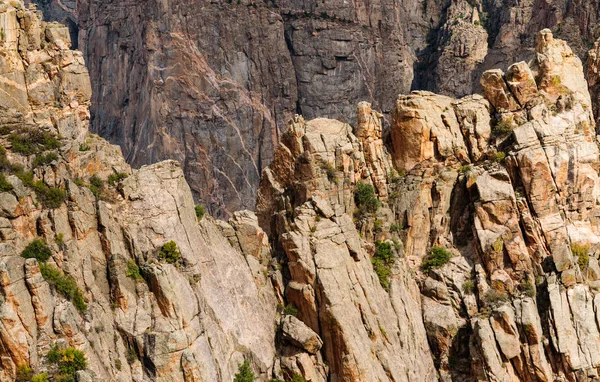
{"left": 572, "top": 243, "right": 590, "bottom": 270}
{"left": 459, "top": 165, "right": 471, "bottom": 173}
{"left": 22, "top": 238, "right": 52, "bottom": 262}
{"left": 483, "top": 289, "right": 509, "bottom": 307}
{"left": 15, "top": 169, "right": 33, "bottom": 186}
{"left": 372, "top": 241, "right": 395, "bottom": 291}
{"left": 33, "top": 152, "right": 58, "bottom": 167}
{"left": 494, "top": 152, "right": 507, "bottom": 163}
{"left": 31, "top": 373, "right": 48, "bottom": 382}
{"left": 520, "top": 281, "right": 536, "bottom": 297}
{"left": 107, "top": 172, "right": 128, "bottom": 186}
{"left": 234, "top": 359, "right": 256, "bottom": 382}
{"left": 389, "top": 223, "right": 401, "bottom": 232}
{"left": 283, "top": 303, "right": 299, "bottom": 316}
{"left": 9, "top": 129, "right": 60, "bottom": 155}
{"left": 16, "top": 363, "right": 33, "bottom": 381}
{"left": 292, "top": 374, "right": 308, "bottom": 382}
{"left": 158, "top": 241, "right": 181, "bottom": 264}
{"left": 79, "top": 143, "right": 91, "bottom": 152}
{"left": 88, "top": 175, "right": 104, "bottom": 198}
{"left": 47, "top": 345, "right": 87, "bottom": 380}
{"left": 40, "top": 263, "right": 87, "bottom": 312}
{"left": 355, "top": 182, "right": 380, "bottom": 216}
{"left": 32, "top": 181, "right": 66, "bottom": 209}
{"left": 421, "top": 246, "right": 452, "bottom": 273}
{"left": 0, "top": 173, "right": 13, "bottom": 192}
{"left": 463, "top": 280, "right": 475, "bottom": 294}
{"left": 55, "top": 233, "right": 64, "bottom": 246}
{"left": 195, "top": 205, "right": 206, "bottom": 221}
{"left": 492, "top": 119, "right": 513, "bottom": 137}
{"left": 126, "top": 260, "right": 143, "bottom": 281}
{"left": 373, "top": 219, "right": 383, "bottom": 232}
{"left": 320, "top": 160, "right": 337, "bottom": 182}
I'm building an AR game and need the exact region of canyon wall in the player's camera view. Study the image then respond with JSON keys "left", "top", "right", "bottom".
{"left": 27, "top": 0, "right": 600, "bottom": 217}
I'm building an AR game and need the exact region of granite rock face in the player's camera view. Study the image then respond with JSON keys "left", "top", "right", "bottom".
{"left": 6, "top": 1, "right": 600, "bottom": 380}
{"left": 25, "top": 0, "right": 600, "bottom": 218}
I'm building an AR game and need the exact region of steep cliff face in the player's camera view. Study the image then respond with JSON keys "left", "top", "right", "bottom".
{"left": 0, "top": 3, "right": 280, "bottom": 381}
{"left": 25, "top": 0, "right": 600, "bottom": 218}
{"left": 6, "top": 1, "right": 600, "bottom": 381}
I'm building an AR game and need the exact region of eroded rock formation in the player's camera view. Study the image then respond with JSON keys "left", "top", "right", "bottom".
{"left": 24, "top": 0, "right": 600, "bottom": 217}
{"left": 5, "top": 0, "right": 600, "bottom": 380}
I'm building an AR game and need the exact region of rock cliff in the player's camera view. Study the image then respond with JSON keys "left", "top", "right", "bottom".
{"left": 25, "top": 0, "right": 600, "bottom": 217}
{"left": 5, "top": 0, "right": 600, "bottom": 381}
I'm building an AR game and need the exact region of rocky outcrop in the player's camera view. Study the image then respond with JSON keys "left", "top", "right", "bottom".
{"left": 23, "top": 0, "right": 600, "bottom": 218}
{"left": 0, "top": 3, "right": 281, "bottom": 380}
{"left": 6, "top": 0, "right": 600, "bottom": 380}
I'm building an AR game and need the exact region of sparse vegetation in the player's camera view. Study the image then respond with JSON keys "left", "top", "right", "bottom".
{"left": 33, "top": 152, "right": 58, "bottom": 168}
{"left": 31, "top": 181, "right": 66, "bottom": 209}
{"left": 79, "top": 143, "right": 91, "bottom": 152}
{"left": 494, "top": 151, "right": 507, "bottom": 164}
{"left": 520, "top": 280, "right": 536, "bottom": 298}
{"left": 572, "top": 243, "right": 590, "bottom": 271}
{"left": 483, "top": 289, "right": 509, "bottom": 307}
{"left": 31, "top": 373, "right": 48, "bottom": 382}
{"left": 493, "top": 119, "right": 513, "bottom": 137}
{"left": 88, "top": 175, "right": 104, "bottom": 198}
{"left": 40, "top": 263, "right": 87, "bottom": 312}
{"left": 459, "top": 165, "right": 471, "bottom": 173}
{"left": 0, "top": 173, "right": 13, "bottom": 192}
{"left": 390, "top": 223, "right": 401, "bottom": 232}
{"left": 126, "top": 259, "right": 143, "bottom": 281}
{"left": 158, "top": 241, "right": 181, "bottom": 264}
{"left": 107, "top": 171, "right": 128, "bottom": 186}
{"left": 283, "top": 303, "right": 299, "bottom": 317}
{"left": 320, "top": 159, "right": 337, "bottom": 182}
{"left": 55, "top": 233, "right": 64, "bottom": 247}
{"left": 46, "top": 345, "right": 87, "bottom": 381}
{"left": 234, "top": 359, "right": 256, "bottom": 382}
{"left": 195, "top": 205, "right": 206, "bottom": 221}
{"left": 355, "top": 182, "right": 380, "bottom": 217}
{"left": 421, "top": 246, "right": 452, "bottom": 273}
{"left": 373, "top": 219, "right": 383, "bottom": 232}
{"left": 8, "top": 128, "right": 60, "bottom": 155}
{"left": 463, "top": 280, "right": 475, "bottom": 294}
{"left": 21, "top": 238, "right": 52, "bottom": 262}
{"left": 372, "top": 241, "right": 395, "bottom": 291}
{"left": 491, "top": 237, "right": 504, "bottom": 252}
{"left": 291, "top": 374, "right": 308, "bottom": 382}
{"left": 16, "top": 363, "right": 33, "bottom": 381}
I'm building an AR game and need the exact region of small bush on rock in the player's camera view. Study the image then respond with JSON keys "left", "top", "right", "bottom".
{"left": 31, "top": 181, "right": 66, "bottom": 209}
{"left": 483, "top": 289, "right": 509, "bottom": 307}
{"left": 0, "top": 173, "right": 13, "bottom": 192}
{"left": 283, "top": 303, "right": 299, "bottom": 317}
{"left": 159, "top": 241, "right": 181, "bottom": 264}
{"left": 372, "top": 241, "right": 395, "bottom": 291}
{"left": 16, "top": 363, "right": 33, "bottom": 381}
{"left": 22, "top": 238, "right": 52, "bottom": 262}
{"left": 107, "top": 171, "right": 128, "bottom": 186}
{"left": 234, "top": 359, "right": 256, "bottom": 382}
{"left": 88, "top": 175, "right": 104, "bottom": 198}
{"left": 46, "top": 345, "right": 87, "bottom": 380}
{"left": 421, "top": 246, "right": 452, "bottom": 273}
{"left": 292, "top": 374, "right": 308, "bottom": 382}
{"left": 572, "top": 243, "right": 590, "bottom": 271}
{"left": 195, "top": 205, "right": 206, "bottom": 221}
{"left": 33, "top": 152, "right": 58, "bottom": 168}
{"left": 126, "top": 259, "right": 143, "bottom": 281}
{"left": 40, "top": 263, "right": 87, "bottom": 312}
{"left": 355, "top": 182, "right": 380, "bottom": 217}
{"left": 9, "top": 128, "right": 60, "bottom": 155}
